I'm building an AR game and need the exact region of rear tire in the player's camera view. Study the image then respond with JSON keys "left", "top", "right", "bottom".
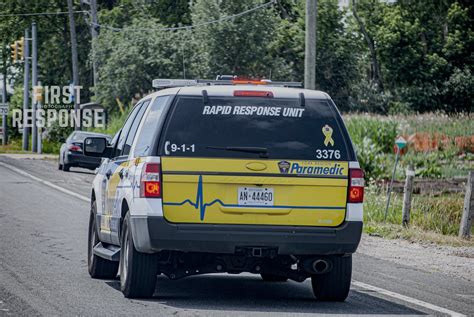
{"left": 120, "top": 213, "right": 158, "bottom": 298}
{"left": 88, "top": 202, "right": 119, "bottom": 279}
{"left": 311, "top": 255, "right": 352, "bottom": 302}
{"left": 62, "top": 155, "right": 70, "bottom": 172}
{"left": 260, "top": 274, "right": 288, "bottom": 282}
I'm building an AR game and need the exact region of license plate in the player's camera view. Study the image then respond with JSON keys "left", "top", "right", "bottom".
{"left": 238, "top": 187, "right": 274, "bottom": 206}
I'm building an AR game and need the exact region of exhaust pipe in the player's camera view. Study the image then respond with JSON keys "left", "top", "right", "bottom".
{"left": 312, "top": 259, "right": 330, "bottom": 274}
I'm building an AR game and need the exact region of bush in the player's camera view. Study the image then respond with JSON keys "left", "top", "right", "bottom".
{"left": 388, "top": 101, "right": 413, "bottom": 115}
{"left": 349, "top": 81, "right": 391, "bottom": 113}
{"left": 345, "top": 115, "right": 398, "bottom": 153}
{"left": 403, "top": 152, "right": 443, "bottom": 178}
{"left": 43, "top": 120, "right": 73, "bottom": 143}
{"left": 353, "top": 137, "right": 387, "bottom": 180}
{"left": 42, "top": 139, "right": 62, "bottom": 154}
{"left": 88, "top": 111, "right": 128, "bottom": 136}
{"left": 6, "top": 86, "right": 25, "bottom": 140}
{"left": 344, "top": 115, "right": 399, "bottom": 179}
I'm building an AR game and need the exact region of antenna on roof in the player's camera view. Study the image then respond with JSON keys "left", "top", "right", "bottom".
{"left": 202, "top": 89, "right": 209, "bottom": 104}
{"left": 299, "top": 93, "right": 305, "bottom": 107}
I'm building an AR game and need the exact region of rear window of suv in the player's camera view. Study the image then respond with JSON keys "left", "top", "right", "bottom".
{"left": 160, "top": 96, "right": 354, "bottom": 161}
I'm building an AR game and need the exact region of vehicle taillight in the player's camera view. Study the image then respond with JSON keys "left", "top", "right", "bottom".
{"left": 140, "top": 163, "right": 161, "bottom": 198}
{"left": 68, "top": 144, "right": 82, "bottom": 152}
{"left": 234, "top": 90, "right": 274, "bottom": 98}
{"left": 348, "top": 168, "right": 364, "bottom": 203}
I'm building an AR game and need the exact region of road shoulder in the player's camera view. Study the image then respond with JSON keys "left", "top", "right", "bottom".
{"left": 358, "top": 234, "right": 474, "bottom": 282}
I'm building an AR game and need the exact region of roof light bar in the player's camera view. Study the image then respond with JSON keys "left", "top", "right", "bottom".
{"left": 152, "top": 79, "right": 198, "bottom": 88}
{"left": 152, "top": 78, "right": 303, "bottom": 89}
{"left": 216, "top": 75, "right": 236, "bottom": 80}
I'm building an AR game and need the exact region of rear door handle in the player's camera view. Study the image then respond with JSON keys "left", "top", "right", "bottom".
{"left": 105, "top": 170, "right": 112, "bottom": 179}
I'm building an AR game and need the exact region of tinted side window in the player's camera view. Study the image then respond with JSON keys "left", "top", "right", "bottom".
{"left": 133, "top": 96, "right": 171, "bottom": 157}
{"left": 121, "top": 100, "right": 150, "bottom": 156}
{"left": 114, "top": 102, "right": 143, "bottom": 157}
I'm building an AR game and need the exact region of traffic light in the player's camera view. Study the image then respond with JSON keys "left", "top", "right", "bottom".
{"left": 33, "top": 85, "right": 44, "bottom": 103}
{"left": 17, "top": 37, "right": 25, "bottom": 60}
{"left": 10, "top": 41, "right": 18, "bottom": 62}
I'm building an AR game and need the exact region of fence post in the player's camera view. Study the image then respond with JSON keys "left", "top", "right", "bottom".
{"left": 459, "top": 171, "right": 474, "bottom": 239}
{"left": 402, "top": 165, "right": 415, "bottom": 227}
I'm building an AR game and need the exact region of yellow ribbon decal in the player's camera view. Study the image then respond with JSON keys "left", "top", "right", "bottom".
{"left": 322, "top": 125, "right": 335, "bottom": 146}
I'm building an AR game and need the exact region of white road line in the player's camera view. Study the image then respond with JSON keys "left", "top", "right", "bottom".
{"left": 353, "top": 280, "right": 466, "bottom": 317}
{"left": 0, "top": 161, "right": 89, "bottom": 202}
{"left": 0, "top": 160, "right": 467, "bottom": 317}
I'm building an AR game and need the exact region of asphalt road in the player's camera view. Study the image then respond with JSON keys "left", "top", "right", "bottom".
{"left": 0, "top": 156, "right": 473, "bottom": 316}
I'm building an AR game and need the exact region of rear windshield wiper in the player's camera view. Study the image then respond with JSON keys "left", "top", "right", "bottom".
{"left": 206, "top": 146, "right": 269, "bottom": 157}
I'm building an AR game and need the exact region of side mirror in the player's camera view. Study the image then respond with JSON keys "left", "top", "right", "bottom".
{"left": 84, "top": 137, "right": 110, "bottom": 158}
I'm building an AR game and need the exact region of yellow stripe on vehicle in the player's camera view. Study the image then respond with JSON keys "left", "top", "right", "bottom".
{"left": 161, "top": 157, "right": 349, "bottom": 227}
{"left": 162, "top": 157, "right": 348, "bottom": 177}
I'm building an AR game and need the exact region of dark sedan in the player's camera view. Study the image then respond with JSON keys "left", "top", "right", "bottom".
{"left": 59, "top": 131, "right": 111, "bottom": 172}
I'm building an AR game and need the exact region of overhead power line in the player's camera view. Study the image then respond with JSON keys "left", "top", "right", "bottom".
{"left": 90, "top": 0, "right": 277, "bottom": 32}
{"left": 0, "top": 10, "right": 88, "bottom": 17}
{"left": 0, "top": 1, "right": 277, "bottom": 31}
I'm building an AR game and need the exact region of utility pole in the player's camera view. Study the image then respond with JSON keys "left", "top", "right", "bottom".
{"left": 304, "top": 0, "right": 317, "bottom": 90}
{"left": 90, "top": 0, "right": 99, "bottom": 89}
{"left": 22, "top": 29, "right": 30, "bottom": 151}
{"left": 31, "top": 22, "right": 38, "bottom": 152}
{"left": 80, "top": 0, "right": 99, "bottom": 90}
{"left": 37, "top": 81, "right": 43, "bottom": 154}
{"left": 1, "top": 68, "right": 7, "bottom": 146}
{"left": 1, "top": 44, "right": 8, "bottom": 146}
{"left": 67, "top": 0, "right": 80, "bottom": 130}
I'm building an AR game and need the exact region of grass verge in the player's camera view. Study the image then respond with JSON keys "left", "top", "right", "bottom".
{"left": 364, "top": 183, "right": 473, "bottom": 247}
{"left": 364, "top": 223, "right": 474, "bottom": 247}
{"left": 0, "top": 138, "right": 60, "bottom": 154}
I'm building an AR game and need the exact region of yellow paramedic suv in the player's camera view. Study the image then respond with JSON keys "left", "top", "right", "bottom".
{"left": 84, "top": 77, "right": 364, "bottom": 301}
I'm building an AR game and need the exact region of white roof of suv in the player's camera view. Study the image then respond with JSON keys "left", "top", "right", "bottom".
{"left": 147, "top": 85, "right": 329, "bottom": 100}
{"left": 178, "top": 85, "right": 329, "bottom": 99}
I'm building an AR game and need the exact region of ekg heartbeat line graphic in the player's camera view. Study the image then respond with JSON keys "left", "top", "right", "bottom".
{"left": 162, "top": 175, "right": 345, "bottom": 221}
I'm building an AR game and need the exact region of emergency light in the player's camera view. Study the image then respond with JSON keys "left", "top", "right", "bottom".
{"left": 152, "top": 78, "right": 302, "bottom": 89}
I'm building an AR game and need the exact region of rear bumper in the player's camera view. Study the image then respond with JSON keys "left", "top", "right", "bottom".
{"left": 130, "top": 216, "right": 363, "bottom": 256}
{"left": 65, "top": 153, "right": 102, "bottom": 169}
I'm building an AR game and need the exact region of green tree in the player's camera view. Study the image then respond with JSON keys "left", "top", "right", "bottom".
{"left": 189, "top": 0, "right": 289, "bottom": 79}
{"left": 273, "top": 0, "right": 361, "bottom": 109}
{"left": 0, "top": 0, "right": 94, "bottom": 102}
{"left": 353, "top": 0, "right": 473, "bottom": 113}
{"left": 97, "top": 0, "right": 191, "bottom": 28}
{"left": 94, "top": 19, "right": 183, "bottom": 111}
